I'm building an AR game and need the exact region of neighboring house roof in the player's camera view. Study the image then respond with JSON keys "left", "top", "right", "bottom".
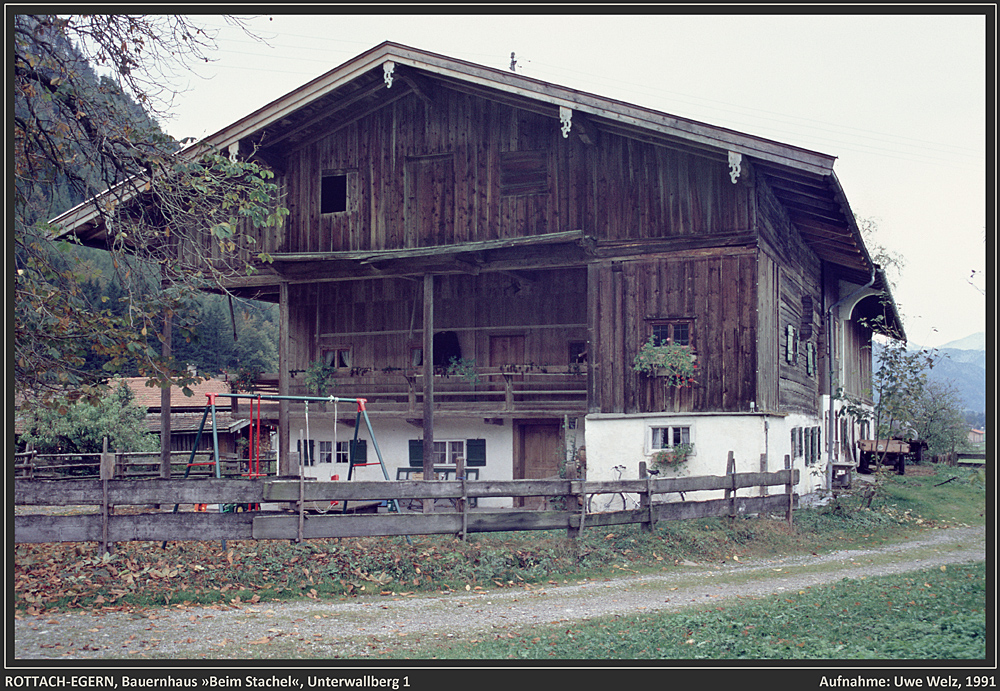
{"left": 49, "top": 41, "right": 903, "bottom": 336}
{"left": 141, "top": 411, "right": 248, "bottom": 435}
{"left": 120, "top": 377, "right": 231, "bottom": 411}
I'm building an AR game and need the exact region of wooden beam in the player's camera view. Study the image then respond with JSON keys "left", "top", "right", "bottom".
{"left": 159, "top": 310, "right": 171, "bottom": 480}
{"left": 395, "top": 65, "right": 437, "bottom": 106}
{"left": 422, "top": 273, "right": 435, "bottom": 513}
{"left": 278, "top": 281, "right": 291, "bottom": 476}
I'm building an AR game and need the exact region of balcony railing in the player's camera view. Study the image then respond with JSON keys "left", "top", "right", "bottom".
{"left": 234, "top": 365, "right": 588, "bottom": 417}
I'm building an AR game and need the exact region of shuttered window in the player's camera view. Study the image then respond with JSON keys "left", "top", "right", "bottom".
{"left": 408, "top": 439, "right": 486, "bottom": 467}
{"left": 500, "top": 151, "right": 548, "bottom": 196}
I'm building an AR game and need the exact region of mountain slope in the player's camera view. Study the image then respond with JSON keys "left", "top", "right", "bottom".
{"left": 874, "top": 334, "right": 986, "bottom": 418}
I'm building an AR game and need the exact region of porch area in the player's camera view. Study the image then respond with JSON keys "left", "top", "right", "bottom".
{"left": 234, "top": 365, "right": 588, "bottom": 420}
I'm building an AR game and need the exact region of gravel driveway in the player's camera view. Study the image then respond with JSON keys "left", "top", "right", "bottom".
{"left": 12, "top": 526, "right": 986, "bottom": 660}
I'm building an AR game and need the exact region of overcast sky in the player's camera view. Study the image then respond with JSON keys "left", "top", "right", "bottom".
{"left": 157, "top": 11, "right": 989, "bottom": 349}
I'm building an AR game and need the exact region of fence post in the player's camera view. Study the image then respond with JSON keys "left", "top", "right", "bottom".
{"left": 639, "top": 461, "right": 653, "bottom": 533}
{"left": 725, "top": 451, "right": 736, "bottom": 519}
{"left": 100, "top": 438, "right": 114, "bottom": 555}
{"left": 784, "top": 453, "right": 793, "bottom": 526}
{"left": 456, "top": 456, "right": 467, "bottom": 541}
{"left": 759, "top": 453, "right": 768, "bottom": 497}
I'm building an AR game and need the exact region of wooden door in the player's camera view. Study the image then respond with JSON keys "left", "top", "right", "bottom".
{"left": 514, "top": 420, "right": 563, "bottom": 509}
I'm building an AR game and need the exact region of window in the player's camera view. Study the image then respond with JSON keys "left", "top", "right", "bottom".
{"left": 296, "top": 439, "right": 316, "bottom": 466}
{"left": 791, "top": 427, "right": 803, "bottom": 459}
{"left": 800, "top": 295, "right": 814, "bottom": 339}
{"left": 568, "top": 341, "right": 588, "bottom": 365}
{"left": 804, "top": 342, "right": 816, "bottom": 376}
{"left": 409, "top": 439, "right": 486, "bottom": 467}
{"left": 433, "top": 440, "right": 466, "bottom": 466}
{"left": 650, "top": 425, "right": 692, "bottom": 451}
{"left": 319, "top": 441, "right": 333, "bottom": 464}
{"left": 650, "top": 319, "right": 694, "bottom": 348}
{"left": 334, "top": 440, "right": 366, "bottom": 464}
{"left": 785, "top": 325, "right": 797, "bottom": 364}
{"left": 797, "top": 426, "right": 821, "bottom": 465}
{"left": 809, "top": 427, "right": 822, "bottom": 465}
{"left": 324, "top": 348, "right": 352, "bottom": 369}
{"left": 321, "top": 173, "right": 348, "bottom": 214}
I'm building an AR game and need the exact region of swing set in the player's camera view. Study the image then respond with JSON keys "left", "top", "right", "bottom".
{"left": 173, "top": 392, "right": 399, "bottom": 515}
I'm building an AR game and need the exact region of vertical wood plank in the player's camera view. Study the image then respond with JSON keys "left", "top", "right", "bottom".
{"left": 587, "top": 262, "right": 602, "bottom": 414}
{"left": 725, "top": 450, "right": 736, "bottom": 518}
{"left": 785, "top": 453, "right": 794, "bottom": 526}
{"left": 279, "top": 281, "right": 291, "bottom": 476}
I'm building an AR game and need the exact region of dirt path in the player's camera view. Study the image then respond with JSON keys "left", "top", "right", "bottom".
{"left": 12, "top": 526, "right": 986, "bottom": 660}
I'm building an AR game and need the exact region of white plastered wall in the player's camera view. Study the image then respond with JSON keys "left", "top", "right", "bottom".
{"left": 284, "top": 413, "right": 517, "bottom": 508}
{"left": 584, "top": 412, "right": 827, "bottom": 502}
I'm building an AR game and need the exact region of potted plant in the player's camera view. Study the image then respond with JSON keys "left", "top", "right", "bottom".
{"left": 632, "top": 337, "right": 698, "bottom": 387}
{"left": 304, "top": 359, "right": 337, "bottom": 395}
{"left": 651, "top": 442, "right": 693, "bottom": 471}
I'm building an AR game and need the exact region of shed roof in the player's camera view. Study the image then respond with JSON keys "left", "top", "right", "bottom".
{"left": 119, "top": 377, "right": 231, "bottom": 411}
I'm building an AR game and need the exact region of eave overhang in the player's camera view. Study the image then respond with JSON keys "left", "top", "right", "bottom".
{"left": 47, "top": 41, "right": 903, "bottom": 338}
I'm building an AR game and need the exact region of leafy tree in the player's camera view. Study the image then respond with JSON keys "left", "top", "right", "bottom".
{"left": 14, "top": 14, "right": 286, "bottom": 408}
{"left": 172, "top": 295, "right": 278, "bottom": 377}
{"left": 909, "top": 380, "right": 972, "bottom": 457}
{"left": 838, "top": 338, "right": 936, "bottom": 458}
{"left": 19, "top": 381, "right": 156, "bottom": 454}
{"left": 857, "top": 215, "right": 905, "bottom": 291}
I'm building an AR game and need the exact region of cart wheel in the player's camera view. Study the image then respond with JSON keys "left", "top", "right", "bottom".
{"left": 858, "top": 452, "right": 872, "bottom": 474}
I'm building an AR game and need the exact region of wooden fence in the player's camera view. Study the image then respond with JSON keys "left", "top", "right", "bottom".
{"left": 14, "top": 453, "right": 798, "bottom": 550}
{"left": 14, "top": 450, "right": 278, "bottom": 480}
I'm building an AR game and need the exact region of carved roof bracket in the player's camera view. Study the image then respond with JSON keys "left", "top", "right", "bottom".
{"left": 559, "top": 106, "right": 573, "bottom": 138}
{"left": 728, "top": 151, "right": 743, "bottom": 184}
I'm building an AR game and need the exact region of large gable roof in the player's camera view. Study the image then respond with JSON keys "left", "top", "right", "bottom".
{"left": 51, "top": 41, "right": 901, "bottom": 333}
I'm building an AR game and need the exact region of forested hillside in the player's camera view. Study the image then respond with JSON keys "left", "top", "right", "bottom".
{"left": 14, "top": 15, "right": 278, "bottom": 395}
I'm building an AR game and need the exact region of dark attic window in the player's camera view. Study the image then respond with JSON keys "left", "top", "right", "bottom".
{"left": 321, "top": 173, "right": 348, "bottom": 214}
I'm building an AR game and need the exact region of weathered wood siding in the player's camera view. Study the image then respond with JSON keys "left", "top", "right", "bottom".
{"left": 269, "top": 89, "right": 758, "bottom": 255}
{"left": 755, "top": 250, "right": 781, "bottom": 412}
{"left": 842, "top": 317, "right": 874, "bottom": 401}
{"left": 277, "top": 92, "right": 579, "bottom": 253}
{"left": 588, "top": 138, "right": 754, "bottom": 241}
{"left": 287, "top": 269, "right": 588, "bottom": 373}
{"left": 589, "top": 252, "right": 758, "bottom": 414}
{"left": 756, "top": 175, "right": 823, "bottom": 415}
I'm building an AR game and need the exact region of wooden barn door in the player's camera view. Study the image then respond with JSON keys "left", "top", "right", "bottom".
{"left": 404, "top": 155, "right": 454, "bottom": 248}
{"left": 514, "top": 420, "right": 563, "bottom": 509}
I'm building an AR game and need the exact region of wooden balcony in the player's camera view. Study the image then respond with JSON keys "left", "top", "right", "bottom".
{"left": 233, "top": 365, "right": 588, "bottom": 419}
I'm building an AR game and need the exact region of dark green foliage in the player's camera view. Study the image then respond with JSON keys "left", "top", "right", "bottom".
{"left": 14, "top": 15, "right": 284, "bottom": 407}
{"left": 18, "top": 381, "right": 156, "bottom": 454}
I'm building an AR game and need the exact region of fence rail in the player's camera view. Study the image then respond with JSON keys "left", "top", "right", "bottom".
{"left": 13, "top": 451, "right": 278, "bottom": 480}
{"left": 14, "top": 458, "right": 798, "bottom": 549}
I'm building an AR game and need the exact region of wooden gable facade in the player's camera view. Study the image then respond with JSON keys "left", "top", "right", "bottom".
{"left": 52, "top": 43, "right": 904, "bottom": 487}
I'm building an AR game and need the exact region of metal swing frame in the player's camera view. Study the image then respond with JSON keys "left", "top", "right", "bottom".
{"left": 174, "top": 392, "right": 399, "bottom": 514}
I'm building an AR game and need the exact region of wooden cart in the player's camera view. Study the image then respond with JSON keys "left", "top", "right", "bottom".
{"left": 857, "top": 438, "right": 926, "bottom": 475}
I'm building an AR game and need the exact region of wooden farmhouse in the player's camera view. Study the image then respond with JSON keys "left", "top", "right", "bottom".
{"left": 52, "top": 42, "right": 904, "bottom": 504}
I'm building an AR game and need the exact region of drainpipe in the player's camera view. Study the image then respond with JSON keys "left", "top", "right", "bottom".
{"left": 825, "top": 265, "right": 876, "bottom": 488}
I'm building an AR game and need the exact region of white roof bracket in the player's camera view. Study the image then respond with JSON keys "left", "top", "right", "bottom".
{"left": 559, "top": 106, "right": 573, "bottom": 138}
{"left": 383, "top": 61, "right": 395, "bottom": 89}
{"left": 728, "top": 151, "right": 743, "bottom": 184}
